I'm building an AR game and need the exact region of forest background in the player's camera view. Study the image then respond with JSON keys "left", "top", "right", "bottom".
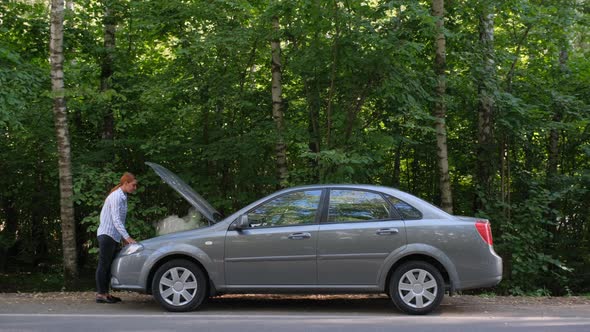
{"left": 1, "top": 0, "right": 589, "bottom": 296}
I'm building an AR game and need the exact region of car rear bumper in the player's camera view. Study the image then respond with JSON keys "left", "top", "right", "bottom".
{"left": 456, "top": 251, "right": 503, "bottom": 290}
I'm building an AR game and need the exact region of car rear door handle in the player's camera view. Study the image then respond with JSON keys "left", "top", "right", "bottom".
{"left": 288, "top": 232, "right": 312, "bottom": 240}
{"left": 376, "top": 228, "right": 399, "bottom": 235}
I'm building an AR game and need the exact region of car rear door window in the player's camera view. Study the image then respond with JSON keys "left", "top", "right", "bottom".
{"left": 247, "top": 190, "right": 322, "bottom": 228}
{"left": 327, "top": 189, "right": 391, "bottom": 223}
{"left": 387, "top": 196, "right": 422, "bottom": 220}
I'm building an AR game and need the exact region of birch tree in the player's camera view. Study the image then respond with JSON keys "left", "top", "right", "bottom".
{"left": 433, "top": 0, "right": 453, "bottom": 213}
{"left": 50, "top": 0, "right": 78, "bottom": 282}
{"left": 476, "top": 0, "right": 496, "bottom": 210}
{"left": 271, "top": 15, "right": 288, "bottom": 187}
{"left": 101, "top": 0, "right": 117, "bottom": 140}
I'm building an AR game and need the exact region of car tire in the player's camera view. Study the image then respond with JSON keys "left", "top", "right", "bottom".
{"left": 389, "top": 261, "right": 444, "bottom": 315}
{"left": 152, "top": 259, "right": 208, "bottom": 312}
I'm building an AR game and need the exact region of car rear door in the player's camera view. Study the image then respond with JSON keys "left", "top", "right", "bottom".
{"left": 317, "top": 188, "right": 407, "bottom": 286}
{"left": 224, "top": 189, "right": 323, "bottom": 286}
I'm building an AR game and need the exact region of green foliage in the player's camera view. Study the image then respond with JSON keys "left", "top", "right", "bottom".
{"left": 1, "top": 0, "right": 589, "bottom": 295}
{"left": 491, "top": 184, "right": 570, "bottom": 294}
{"left": 0, "top": 272, "right": 65, "bottom": 292}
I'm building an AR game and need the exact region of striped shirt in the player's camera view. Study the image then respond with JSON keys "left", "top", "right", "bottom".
{"left": 97, "top": 188, "right": 130, "bottom": 242}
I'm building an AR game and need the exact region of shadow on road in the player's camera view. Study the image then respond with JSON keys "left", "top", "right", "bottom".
{"left": 203, "top": 295, "right": 400, "bottom": 315}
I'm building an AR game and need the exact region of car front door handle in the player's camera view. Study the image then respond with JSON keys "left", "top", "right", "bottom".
{"left": 288, "top": 232, "right": 312, "bottom": 240}
{"left": 376, "top": 228, "right": 399, "bottom": 235}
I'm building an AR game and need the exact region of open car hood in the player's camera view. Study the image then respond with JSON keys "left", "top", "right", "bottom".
{"left": 146, "top": 162, "right": 222, "bottom": 224}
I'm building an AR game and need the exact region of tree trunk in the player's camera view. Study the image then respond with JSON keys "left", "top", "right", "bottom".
{"left": 50, "top": 0, "right": 78, "bottom": 283}
{"left": 344, "top": 89, "right": 368, "bottom": 145}
{"left": 392, "top": 140, "right": 403, "bottom": 188}
{"left": 411, "top": 148, "right": 419, "bottom": 193}
{"left": 0, "top": 196, "right": 18, "bottom": 273}
{"left": 271, "top": 15, "right": 288, "bottom": 188}
{"left": 101, "top": 0, "right": 116, "bottom": 140}
{"left": 325, "top": 0, "right": 340, "bottom": 149}
{"left": 433, "top": 0, "right": 453, "bottom": 214}
{"left": 475, "top": 2, "right": 496, "bottom": 211}
{"left": 547, "top": 113, "right": 562, "bottom": 179}
{"left": 546, "top": 47, "right": 567, "bottom": 236}
{"left": 502, "top": 25, "right": 529, "bottom": 221}
{"left": 304, "top": 78, "right": 321, "bottom": 183}
{"left": 303, "top": 7, "right": 323, "bottom": 182}
{"left": 547, "top": 48, "right": 567, "bottom": 179}
{"left": 500, "top": 135, "right": 511, "bottom": 220}
{"left": 32, "top": 167, "right": 48, "bottom": 266}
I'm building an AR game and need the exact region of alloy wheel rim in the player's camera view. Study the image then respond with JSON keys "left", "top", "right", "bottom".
{"left": 159, "top": 267, "right": 198, "bottom": 306}
{"left": 398, "top": 268, "right": 438, "bottom": 309}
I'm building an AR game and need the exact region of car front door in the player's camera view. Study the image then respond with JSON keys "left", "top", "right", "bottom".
{"left": 317, "top": 189, "right": 407, "bottom": 286}
{"left": 224, "top": 189, "right": 323, "bottom": 286}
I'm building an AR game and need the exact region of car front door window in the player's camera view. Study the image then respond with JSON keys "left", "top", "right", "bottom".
{"left": 248, "top": 190, "right": 322, "bottom": 228}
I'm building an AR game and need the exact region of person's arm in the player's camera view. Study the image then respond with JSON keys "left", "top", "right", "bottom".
{"left": 109, "top": 193, "right": 134, "bottom": 243}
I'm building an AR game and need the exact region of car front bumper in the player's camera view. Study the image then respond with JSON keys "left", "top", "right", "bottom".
{"left": 110, "top": 249, "right": 153, "bottom": 292}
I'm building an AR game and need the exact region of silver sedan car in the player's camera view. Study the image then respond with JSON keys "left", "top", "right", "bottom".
{"left": 110, "top": 162, "right": 502, "bottom": 314}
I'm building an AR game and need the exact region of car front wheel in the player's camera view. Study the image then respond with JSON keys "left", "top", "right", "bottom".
{"left": 389, "top": 261, "right": 444, "bottom": 315}
{"left": 152, "top": 259, "right": 207, "bottom": 312}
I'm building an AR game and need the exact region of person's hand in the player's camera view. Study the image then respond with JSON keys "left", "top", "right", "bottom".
{"left": 124, "top": 237, "right": 137, "bottom": 245}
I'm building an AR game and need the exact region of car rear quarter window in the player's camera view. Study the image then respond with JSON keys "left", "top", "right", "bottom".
{"left": 328, "top": 189, "right": 391, "bottom": 223}
{"left": 387, "top": 196, "right": 422, "bottom": 220}
{"left": 247, "top": 190, "right": 322, "bottom": 227}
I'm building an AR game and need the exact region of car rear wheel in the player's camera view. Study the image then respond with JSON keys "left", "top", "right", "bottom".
{"left": 152, "top": 259, "right": 207, "bottom": 312}
{"left": 389, "top": 261, "right": 444, "bottom": 315}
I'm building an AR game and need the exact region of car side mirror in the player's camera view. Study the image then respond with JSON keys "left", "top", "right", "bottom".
{"left": 233, "top": 214, "right": 250, "bottom": 231}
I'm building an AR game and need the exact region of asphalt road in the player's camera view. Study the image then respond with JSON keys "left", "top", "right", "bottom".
{"left": 1, "top": 293, "right": 589, "bottom": 332}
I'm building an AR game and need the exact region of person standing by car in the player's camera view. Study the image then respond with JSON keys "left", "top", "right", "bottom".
{"left": 95, "top": 172, "right": 138, "bottom": 303}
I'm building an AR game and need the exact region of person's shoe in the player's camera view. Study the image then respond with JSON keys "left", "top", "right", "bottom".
{"left": 108, "top": 295, "right": 122, "bottom": 302}
{"left": 96, "top": 296, "right": 117, "bottom": 304}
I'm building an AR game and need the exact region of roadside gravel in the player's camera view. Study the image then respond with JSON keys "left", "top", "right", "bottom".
{"left": 1, "top": 292, "right": 589, "bottom": 316}
{"left": 2, "top": 291, "right": 590, "bottom": 304}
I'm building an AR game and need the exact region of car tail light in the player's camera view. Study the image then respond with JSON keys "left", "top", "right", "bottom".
{"left": 475, "top": 220, "right": 493, "bottom": 245}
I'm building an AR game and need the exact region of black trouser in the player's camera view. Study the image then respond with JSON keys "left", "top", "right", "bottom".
{"left": 96, "top": 235, "right": 119, "bottom": 294}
